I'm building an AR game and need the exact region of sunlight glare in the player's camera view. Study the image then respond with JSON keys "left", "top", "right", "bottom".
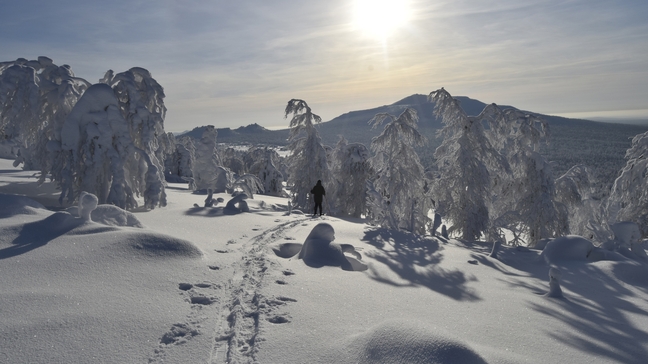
{"left": 353, "top": 0, "right": 411, "bottom": 40}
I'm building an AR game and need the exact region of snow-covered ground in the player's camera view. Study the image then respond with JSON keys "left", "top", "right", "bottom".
{"left": 1, "top": 157, "right": 648, "bottom": 364}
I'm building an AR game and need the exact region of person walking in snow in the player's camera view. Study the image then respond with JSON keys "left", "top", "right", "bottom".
{"left": 310, "top": 180, "right": 326, "bottom": 217}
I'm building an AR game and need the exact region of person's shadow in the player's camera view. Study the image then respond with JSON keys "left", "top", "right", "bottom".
{"left": 0, "top": 212, "right": 84, "bottom": 259}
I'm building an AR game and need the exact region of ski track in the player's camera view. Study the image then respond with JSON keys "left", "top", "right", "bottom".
{"left": 148, "top": 215, "right": 320, "bottom": 363}
{"left": 208, "top": 216, "right": 311, "bottom": 363}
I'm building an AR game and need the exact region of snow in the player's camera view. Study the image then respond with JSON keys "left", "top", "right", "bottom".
{"left": 2, "top": 157, "right": 648, "bottom": 363}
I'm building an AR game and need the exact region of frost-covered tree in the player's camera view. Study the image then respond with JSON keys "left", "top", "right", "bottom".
{"left": 330, "top": 137, "right": 372, "bottom": 218}
{"left": 100, "top": 67, "right": 171, "bottom": 206}
{"left": 222, "top": 147, "right": 246, "bottom": 176}
{"left": 607, "top": 131, "right": 648, "bottom": 237}
{"left": 555, "top": 165, "right": 604, "bottom": 240}
{"left": 367, "top": 108, "right": 430, "bottom": 234}
{"left": 231, "top": 174, "right": 264, "bottom": 199}
{"left": 284, "top": 99, "right": 331, "bottom": 211}
{"left": 429, "top": 88, "right": 506, "bottom": 241}
{"left": 0, "top": 57, "right": 89, "bottom": 171}
{"left": 249, "top": 148, "right": 284, "bottom": 196}
{"left": 165, "top": 136, "right": 194, "bottom": 182}
{"left": 0, "top": 63, "right": 41, "bottom": 169}
{"left": 52, "top": 83, "right": 163, "bottom": 209}
{"left": 191, "top": 125, "right": 232, "bottom": 193}
{"left": 491, "top": 109, "right": 568, "bottom": 246}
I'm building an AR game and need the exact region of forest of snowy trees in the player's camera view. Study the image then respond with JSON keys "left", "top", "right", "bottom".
{"left": 2, "top": 57, "right": 648, "bottom": 252}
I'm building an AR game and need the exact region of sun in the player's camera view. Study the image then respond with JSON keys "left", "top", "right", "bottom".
{"left": 352, "top": 0, "right": 411, "bottom": 40}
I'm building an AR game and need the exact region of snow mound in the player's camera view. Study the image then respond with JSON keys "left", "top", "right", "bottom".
{"left": 67, "top": 204, "right": 144, "bottom": 227}
{"left": 0, "top": 193, "right": 46, "bottom": 218}
{"left": 336, "top": 321, "right": 487, "bottom": 364}
{"left": 297, "top": 223, "right": 367, "bottom": 271}
{"left": 92, "top": 204, "right": 144, "bottom": 227}
{"left": 541, "top": 235, "right": 594, "bottom": 264}
{"left": 104, "top": 230, "right": 203, "bottom": 259}
{"left": 611, "top": 222, "right": 641, "bottom": 246}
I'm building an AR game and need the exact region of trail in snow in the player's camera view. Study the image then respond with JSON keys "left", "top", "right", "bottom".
{"left": 208, "top": 216, "right": 312, "bottom": 363}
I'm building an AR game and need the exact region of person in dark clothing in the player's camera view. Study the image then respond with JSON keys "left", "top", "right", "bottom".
{"left": 310, "top": 180, "right": 326, "bottom": 216}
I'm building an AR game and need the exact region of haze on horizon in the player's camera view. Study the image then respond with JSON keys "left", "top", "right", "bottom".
{"left": 2, "top": 0, "right": 647, "bottom": 131}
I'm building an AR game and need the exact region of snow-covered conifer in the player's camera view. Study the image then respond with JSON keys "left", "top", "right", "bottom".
{"left": 607, "top": 131, "right": 648, "bottom": 237}
{"left": 368, "top": 108, "right": 430, "bottom": 234}
{"left": 0, "top": 63, "right": 41, "bottom": 168}
{"left": 231, "top": 174, "right": 263, "bottom": 199}
{"left": 192, "top": 125, "right": 227, "bottom": 192}
{"left": 330, "top": 137, "right": 372, "bottom": 218}
{"left": 54, "top": 84, "right": 150, "bottom": 209}
{"left": 101, "top": 67, "right": 170, "bottom": 207}
{"left": 492, "top": 109, "right": 568, "bottom": 246}
{"left": 284, "top": 99, "right": 331, "bottom": 211}
{"left": 249, "top": 148, "right": 284, "bottom": 196}
{"left": 429, "top": 88, "right": 505, "bottom": 241}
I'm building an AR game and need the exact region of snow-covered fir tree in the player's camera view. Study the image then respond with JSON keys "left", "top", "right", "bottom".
{"left": 222, "top": 147, "right": 246, "bottom": 176}
{"left": 607, "top": 130, "right": 648, "bottom": 237}
{"left": 490, "top": 109, "right": 568, "bottom": 246}
{"left": 249, "top": 148, "right": 284, "bottom": 196}
{"left": 0, "top": 57, "right": 90, "bottom": 171}
{"left": 367, "top": 108, "right": 430, "bottom": 234}
{"left": 192, "top": 125, "right": 232, "bottom": 193}
{"left": 284, "top": 99, "right": 331, "bottom": 211}
{"left": 100, "top": 67, "right": 171, "bottom": 207}
{"left": 53, "top": 83, "right": 161, "bottom": 209}
{"left": 429, "top": 88, "right": 505, "bottom": 241}
{"left": 555, "top": 165, "right": 605, "bottom": 240}
{"left": 330, "top": 137, "right": 372, "bottom": 218}
{"left": 0, "top": 62, "right": 40, "bottom": 168}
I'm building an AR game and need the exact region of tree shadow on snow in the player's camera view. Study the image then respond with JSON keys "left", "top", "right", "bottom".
{"left": 362, "top": 228, "right": 480, "bottom": 301}
{"left": 468, "top": 243, "right": 648, "bottom": 362}
{"left": 0, "top": 212, "right": 84, "bottom": 259}
{"left": 525, "top": 262, "right": 648, "bottom": 363}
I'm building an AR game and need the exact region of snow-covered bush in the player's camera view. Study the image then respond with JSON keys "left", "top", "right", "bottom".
{"left": 367, "top": 108, "right": 430, "bottom": 234}
{"left": 78, "top": 191, "right": 99, "bottom": 221}
{"left": 225, "top": 193, "right": 250, "bottom": 213}
{"left": 284, "top": 99, "right": 331, "bottom": 211}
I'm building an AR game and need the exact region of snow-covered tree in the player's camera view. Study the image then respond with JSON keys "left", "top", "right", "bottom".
{"left": 222, "top": 147, "right": 246, "bottom": 176}
{"left": 555, "top": 165, "right": 603, "bottom": 240}
{"left": 52, "top": 83, "right": 162, "bottom": 209}
{"left": 231, "top": 174, "right": 264, "bottom": 199}
{"left": 367, "top": 108, "right": 430, "bottom": 234}
{"left": 429, "top": 88, "right": 505, "bottom": 241}
{"left": 100, "top": 67, "right": 171, "bottom": 206}
{"left": 0, "top": 57, "right": 89, "bottom": 171}
{"left": 491, "top": 109, "right": 568, "bottom": 246}
{"left": 165, "top": 136, "right": 194, "bottom": 182}
{"left": 249, "top": 148, "right": 284, "bottom": 196}
{"left": 607, "top": 130, "right": 648, "bottom": 237}
{"left": 330, "top": 137, "right": 372, "bottom": 218}
{"left": 0, "top": 63, "right": 41, "bottom": 169}
{"left": 284, "top": 99, "right": 331, "bottom": 211}
{"left": 191, "top": 125, "right": 232, "bottom": 195}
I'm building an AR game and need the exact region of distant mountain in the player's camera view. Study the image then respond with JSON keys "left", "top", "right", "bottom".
{"left": 174, "top": 94, "right": 648, "bottom": 189}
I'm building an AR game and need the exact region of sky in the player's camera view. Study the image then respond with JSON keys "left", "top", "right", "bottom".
{"left": 2, "top": 0, "right": 648, "bottom": 132}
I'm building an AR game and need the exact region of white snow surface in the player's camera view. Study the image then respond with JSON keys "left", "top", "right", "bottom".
{"left": 1, "top": 157, "right": 648, "bottom": 363}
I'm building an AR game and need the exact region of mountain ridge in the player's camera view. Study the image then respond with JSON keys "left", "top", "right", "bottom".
{"left": 175, "top": 94, "right": 648, "bottom": 188}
